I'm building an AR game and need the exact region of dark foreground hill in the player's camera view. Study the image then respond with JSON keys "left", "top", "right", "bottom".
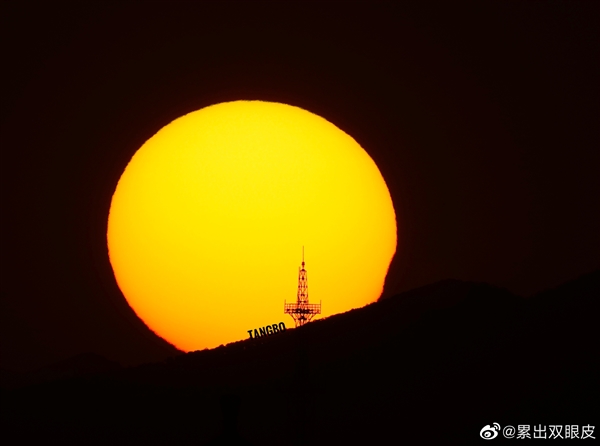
{"left": 2, "top": 271, "right": 598, "bottom": 445}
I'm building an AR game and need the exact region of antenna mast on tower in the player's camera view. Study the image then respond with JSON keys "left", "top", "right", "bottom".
{"left": 284, "top": 248, "right": 321, "bottom": 328}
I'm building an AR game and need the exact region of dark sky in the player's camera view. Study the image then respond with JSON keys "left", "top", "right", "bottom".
{"left": 2, "top": 1, "right": 598, "bottom": 372}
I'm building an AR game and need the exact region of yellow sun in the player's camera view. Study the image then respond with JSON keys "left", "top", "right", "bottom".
{"left": 107, "top": 101, "right": 396, "bottom": 351}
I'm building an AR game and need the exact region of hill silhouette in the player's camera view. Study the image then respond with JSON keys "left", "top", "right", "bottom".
{"left": 2, "top": 272, "right": 598, "bottom": 445}
{"left": 0, "top": 352, "right": 122, "bottom": 390}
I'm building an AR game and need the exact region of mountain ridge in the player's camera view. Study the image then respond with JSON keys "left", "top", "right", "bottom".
{"left": 2, "top": 271, "right": 597, "bottom": 444}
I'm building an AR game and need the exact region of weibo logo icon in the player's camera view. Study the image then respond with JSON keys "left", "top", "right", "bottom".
{"left": 480, "top": 423, "right": 500, "bottom": 440}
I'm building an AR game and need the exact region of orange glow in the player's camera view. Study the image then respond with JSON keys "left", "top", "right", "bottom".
{"left": 107, "top": 101, "right": 396, "bottom": 351}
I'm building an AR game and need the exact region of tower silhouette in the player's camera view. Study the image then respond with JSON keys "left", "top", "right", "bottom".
{"left": 284, "top": 248, "right": 321, "bottom": 327}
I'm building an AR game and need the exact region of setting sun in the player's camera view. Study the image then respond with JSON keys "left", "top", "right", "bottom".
{"left": 107, "top": 101, "right": 396, "bottom": 352}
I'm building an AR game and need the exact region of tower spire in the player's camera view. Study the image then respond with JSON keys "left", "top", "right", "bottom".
{"left": 284, "top": 248, "right": 321, "bottom": 327}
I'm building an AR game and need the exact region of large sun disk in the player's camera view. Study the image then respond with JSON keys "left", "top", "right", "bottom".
{"left": 107, "top": 100, "right": 397, "bottom": 352}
